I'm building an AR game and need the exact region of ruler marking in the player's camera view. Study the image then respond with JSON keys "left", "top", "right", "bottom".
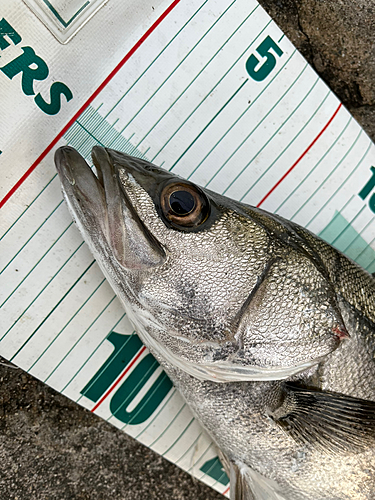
{"left": 0, "top": 0, "right": 183, "bottom": 210}
{"left": 31, "top": 284, "right": 111, "bottom": 376}
{"left": 0, "top": 242, "right": 85, "bottom": 342}
{"left": 134, "top": 388, "right": 178, "bottom": 440}
{"left": 9, "top": 260, "right": 95, "bottom": 361}
{"left": 117, "top": 369, "right": 170, "bottom": 430}
{"left": 150, "top": 18, "right": 273, "bottom": 163}
{"left": 67, "top": 313, "right": 127, "bottom": 397}
{"left": 91, "top": 345, "right": 147, "bottom": 413}
{"left": 275, "top": 116, "right": 353, "bottom": 214}
{"left": 257, "top": 103, "right": 342, "bottom": 207}
{"left": 162, "top": 417, "right": 195, "bottom": 457}
{"left": 175, "top": 431, "right": 203, "bottom": 465}
{"left": 125, "top": 0, "right": 238, "bottom": 140}
{"left": 0, "top": 220, "right": 73, "bottom": 308}
{"left": 134, "top": 4, "right": 258, "bottom": 150}
{"left": 342, "top": 216, "right": 374, "bottom": 255}
{"left": 330, "top": 204, "right": 367, "bottom": 246}
{"left": 207, "top": 62, "right": 312, "bottom": 191}
{"left": 102, "top": 0, "right": 211, "bottom": 121}
{"left": 184, "top": 47, "right": 297, "bottom": 182}
{"left": 0, "top": 199, "right": 65, "bottom": 275}
{"left": 0, "top": 174, "right": 58, "bottom": 243}
{"left": 148, "top": 402, "right": 187, "bottom": 448}
{"left": 171, "top": 79, "right": 249, "bottom": 169}
{"left": 188, "top": 441, "right": 214, "bottom": 473}
{"left": 294, "top": 130, "right": 367, "bottom": 224}
{"left": 238, "top": 89, "right": 331, "bottom": 203}
{"left": 107, "top": 358, "right": 160, "bottom": 423}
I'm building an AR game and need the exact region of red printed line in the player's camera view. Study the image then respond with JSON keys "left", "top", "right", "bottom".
{"left": 0, "top": 0, "right": 181, "bottom": 210}
{"left": 91, "top": 345, "right": 147, "bottom": 413}
{"left": 257, "top": 103, "right": 342, "bottom": 208}
{"left": 223, "top": 486, "right": 230, "bottom": 496}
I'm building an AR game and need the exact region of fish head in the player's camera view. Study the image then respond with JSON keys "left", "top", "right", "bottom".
{"left": 55, "top": 146, "right": 347, "bottom": 383}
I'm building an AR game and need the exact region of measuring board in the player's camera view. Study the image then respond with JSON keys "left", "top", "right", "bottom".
{"left": 1, "top": 0, "right": 375, "bottom": 497}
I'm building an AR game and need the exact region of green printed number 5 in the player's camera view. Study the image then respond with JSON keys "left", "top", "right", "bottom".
{"left": 246, "top": 36, "right": 283, "bottom": 81}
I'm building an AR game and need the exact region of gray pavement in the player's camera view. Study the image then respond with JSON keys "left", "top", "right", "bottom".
{"left": 1, "top": 1, "right": 375, "bottom": 499}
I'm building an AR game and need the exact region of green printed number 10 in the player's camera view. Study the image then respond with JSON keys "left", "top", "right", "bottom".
{"left": 246, "top": 36, "right": 283, "bottom": 81}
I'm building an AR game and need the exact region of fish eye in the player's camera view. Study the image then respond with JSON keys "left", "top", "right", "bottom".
{"left": 169, "top": 190, "right": 196, "bottom": 215}
{"left": 160, "top": 182, "right": 210, "bottom": 230}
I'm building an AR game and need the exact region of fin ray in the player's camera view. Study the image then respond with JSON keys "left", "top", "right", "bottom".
{"left": 270, "top": 383, "right": 375, "bottom": 453}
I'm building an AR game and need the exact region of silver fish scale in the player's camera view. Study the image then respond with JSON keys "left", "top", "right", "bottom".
{"left": 55, "top": 146, "right": 375, "bottom": 500}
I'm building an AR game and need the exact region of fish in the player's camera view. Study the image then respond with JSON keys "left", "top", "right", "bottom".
{"left": 55, "top": 145, "right": 375, "bottom": 500}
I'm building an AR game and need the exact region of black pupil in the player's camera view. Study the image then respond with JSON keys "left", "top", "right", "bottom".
{"left": 169, "top": 190, "right": 196, "bottom": 216}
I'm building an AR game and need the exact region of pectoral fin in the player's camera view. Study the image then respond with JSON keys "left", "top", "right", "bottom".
{"left": 270, "top": 383, "right": 375, "bottom": 454}
{"left": 228, "top": 461, "right": 255, "bottom": 500}
{"left": 228, "top": 460, "right": 288, "bottom": 500}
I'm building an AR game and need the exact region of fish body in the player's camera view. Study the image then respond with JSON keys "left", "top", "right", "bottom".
{"left": 55, "top": 146, "right": 375, "bottom": 500}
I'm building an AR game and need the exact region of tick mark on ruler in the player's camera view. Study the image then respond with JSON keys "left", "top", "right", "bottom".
{"left": 170, "top": 79, "right": 249, "bottom": 169}
{"left": 257, "top": 103, "right": 342, "bottom": 207}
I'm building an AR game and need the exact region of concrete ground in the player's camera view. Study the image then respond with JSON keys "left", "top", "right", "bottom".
{"left": 1, "top": 1, "right": 375, "bottom": 499}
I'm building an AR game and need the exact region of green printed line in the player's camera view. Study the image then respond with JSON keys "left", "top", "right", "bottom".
{"left": 116, "top": 0, "right": 239, "bottom": 141}
{"left": 175, "top": 431, "right": 203, "bottom": 465}
{"left": 309, "top": 195, "right": 355, "bottom": 233}
{"left": 29, "top": 278, "right": 106, "bottom": 373}
{"left": 119, "top": 371, "right": 173, "bottom": 430}
{"left": 275, "top": 115, "right": 353, "bottom": 213}
{"left": 75, "top": 121, "right": 106, "bottom": 147}
{"left": 66, "top": 313, "right": 127, "bottom": 397}
{"left": 69, "top": 110, "right": 144, "bottom": 160}
{"left": 342, "top": 216, "right": 374, "bottom": 255}
{"left": 114, "top": 0, "right": 241, "bottom": 148}
{"left": 293, "top": 130, "right": 368, "bottom": 224}
{"left": 134, "top": 388, "right": 177, "bottom": 440}
{"left": 1, "top": 144, "right": 93, "bottom": 283}
{"left": 330, "top": 205, "right": 366, "bottom": 247}
{"left": 205, "top": 61, "right": 311, "bottom": 190}
{"left": 196, "top": 48, "right": 298, "bottom": 180}
{"left": 1, "top": 199, "right": 65, "bottom": 275}
{"left": 106, "top": 358, "right": 159, "bottom": 422}
{"left": 318, "top": 210, "right": 375, "bottom": 273}
{"left": 1, "top": 241, "right": 85, "bottom": 343}
{"left": 65, "top": 123, "right": 102, "bottom": 158}
{"left": 171, "top": 79, "right": 249, "bottom": 169}
{"left": 359, "top": 236, "right": 375, "bottom": 272}
{"left": 151, "top": 19, "right": 273, "bottom": 163}
{"left": 355, "top": 234, "right": 375, "bottom": 263}
{"left": 148, "top": 402, "right": 187, "bottom": 448}
{"left": 0, "top": 173, "right": 58, "bottom": 243}
{"left": 0, "top": 221, "right": 73, "bottom": 309}
{"left": 239, "top": 88, "right": 330, "bottom": 203}
{"left": 200, "top": 456, "right": 228, "bottom": 489}
{"left": 42, "top": 293, "right": 116, "bottom": 384}
{"left": 187, "top": 441, "right": 214, "bottom": 473}
{"left": 135, "top": 4, "right": 258, "bottom": 150}
{"left": 162, "top": 417, "right": 195, "bottom": 457}
{"left": 74, "top": 327, "right": 135, "bottom": 400}
{"left": 43, "top": 0, "right": 89, "bottom": 28}
{"left": 102, "top": 1, "right": 211, "bottom": 121}
{"left": 10, "top": 259, "right": 95, "bottom": 361}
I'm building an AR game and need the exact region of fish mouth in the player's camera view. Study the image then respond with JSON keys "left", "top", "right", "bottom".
{"left": 54, "top": 145, "right": 165, "bottom": 270}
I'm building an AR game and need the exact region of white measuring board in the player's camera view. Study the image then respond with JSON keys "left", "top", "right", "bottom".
{"left": 1, "top": 0, "right": 375, "bottom": 497}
